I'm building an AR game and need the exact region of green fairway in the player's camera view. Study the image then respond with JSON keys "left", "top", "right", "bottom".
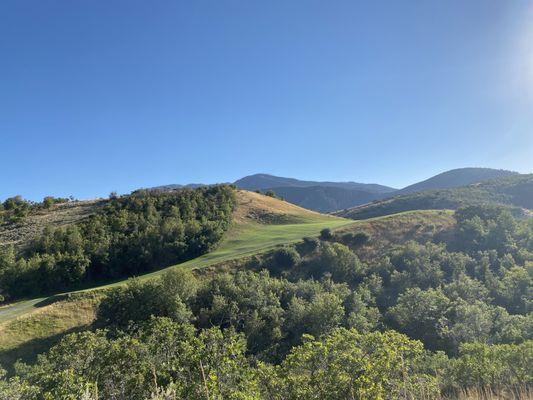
{"left": 0, "top": 215, "right": 354, "bottom": 324}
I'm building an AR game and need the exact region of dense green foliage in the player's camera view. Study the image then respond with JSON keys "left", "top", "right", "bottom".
{"left": 338, "top": 174, "right": 533, "bottom": 220}
{"left": 0, "top": 196, "right": 34, "bottom": 225}
{"left": 0, "top": 186, "right": 236, "bottom": 301}
{"left": 1, "top": 204, "right": 531, "bottom": 398}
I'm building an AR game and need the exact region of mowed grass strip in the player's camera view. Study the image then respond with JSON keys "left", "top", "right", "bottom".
{"left": 0, "top": 192, "right": 354, "bottom": 324}
{"left": 0, "top": 210, "right": 352, "bottom": 370}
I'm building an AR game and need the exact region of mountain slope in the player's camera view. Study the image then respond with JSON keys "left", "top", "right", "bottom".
{"left": 336, "top": 174, "right": 533, "bottom": 220}
{"left": 235, "top": 170, "right": 519, "bottom": 213}
{"left": 234, "top": 173, "right": 396, "bottom": 193}
{"left": 398, "top": 168, "right": 518, "bottom": 195}
{"left": 267, "top": 186, "right": 382, "bottom": 213}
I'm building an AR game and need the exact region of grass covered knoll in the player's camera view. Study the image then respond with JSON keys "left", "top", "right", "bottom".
{"left": 337, "top": 174, "right": 533, "bottom": 220}
{"left": 0, "top": 292, "right": 102, "bottom": 372}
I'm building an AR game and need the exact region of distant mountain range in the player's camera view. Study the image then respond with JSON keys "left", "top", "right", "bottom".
{"left": 396, "top": 168, "right": 518, "bottom": 195}
{"left": 335, "top": 173, "right": 533, "bottom": 220}
{"left": 234, "top": 173, "right": 396, "bottom": 194}
{"left": 152, "top": 168, "right": 526, "bottom": 214}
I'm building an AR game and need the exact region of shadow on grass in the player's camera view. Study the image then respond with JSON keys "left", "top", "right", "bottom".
{"left": 0, "top": 323, "right": 96, "bottom": 376}
{"left": 33, "top": 294, "right": 70, "bottom": 308}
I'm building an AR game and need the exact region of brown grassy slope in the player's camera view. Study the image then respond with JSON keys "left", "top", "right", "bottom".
{"left": 0, "top": 292, "right": 102, "bottom": 369}
{"left": 233, "top": 190, "right": 330, "bottom": 224}
{"left": 0, "top": 200, "right": 105, "bottom": 251}
{"left": 333, "top": 210, "right": 455, "bottom": 262}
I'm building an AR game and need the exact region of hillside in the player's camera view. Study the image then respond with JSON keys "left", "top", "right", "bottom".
{"left": 397, "top": 167, "right": 518, "bottom": 195}
{"left": 1, "top": 192, "right": 531, "bottom": 399}
{"left": 233, "top": 174, "right": 396, "bottom": 212}
{"left": 0, "top": 190, "right": 351, "bottom": 330}
{"left": 234, "top": 169, "right": 520, "bottom": 213}
{"left": 266, "top": 185, "right": 381, "bottom": 213}
{"left": 151, "top": 168, "right": 521, "bottom": 214}
{"left": 234, "top": 173, "right": 396, "bottom": 193}
{"left": 0, "top": 199, "right": 104, "bottom": 251}
{"left": 337, "top": 174, "right": 533, "bottom": 220}
{"left": 0, "top": 190, "right": 354, "bottom": 371}
{"left": 0, "top": 204, "right": 456, "bottom": 371}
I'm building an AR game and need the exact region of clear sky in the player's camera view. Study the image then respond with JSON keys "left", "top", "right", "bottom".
{"left": 1, "top": 1, "right": 532, "bottom": 201}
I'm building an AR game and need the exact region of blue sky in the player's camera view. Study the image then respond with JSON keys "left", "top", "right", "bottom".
{"left": 1, "top": 1, "right": 532, "bottom": 200}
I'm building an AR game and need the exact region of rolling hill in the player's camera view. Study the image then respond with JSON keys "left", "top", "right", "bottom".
{"left": 336, "top": 174, "right": 533, "bottom": 220}
{"left": 0, "top": 190, "right": 352, "bottom": 322}
{"left": 397, "top": 167, "right": 518, "bottom": 195}
{"left": 0, "top": 193, "right": 460, "bottom": 371}
{"left": 150, "top": 168, "right": 522, "bottom": 213}
{"left": 0, "top": 190, "right": 354, "bottom": 369}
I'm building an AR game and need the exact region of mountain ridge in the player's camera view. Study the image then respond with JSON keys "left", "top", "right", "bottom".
{"left": 233, "top": 173, "right": 396, "bottom": 193}
{"left": 335, "top": 173, "right": 533, "bottom": 220}
{"left": 148, "top": 168, "right": 522, "bottom": 213}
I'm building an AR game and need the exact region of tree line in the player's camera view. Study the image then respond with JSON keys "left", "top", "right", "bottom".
{"left": 0, "top": 186, "right": 236, "bottom": 301}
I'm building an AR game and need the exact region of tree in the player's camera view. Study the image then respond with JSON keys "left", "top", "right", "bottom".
{"left": 260, "top": 329, "right": 440, "bottom": 400}
{"left": 97, "top": 278, "right": 192, "bottom": 329}
{"left": 267, "top": 246, "right": 301, "bottom": 274}
{"left": 319, "top": 228, "right": 333, "bottom": 241}
{"left": 389, "top": 288, "right": 450, "bottom": 350}
{"left": 496, "top": 266, "right": 532, "bottom": 314}
{"left": 313, "top": 242, "right": 365, "bottom": 284}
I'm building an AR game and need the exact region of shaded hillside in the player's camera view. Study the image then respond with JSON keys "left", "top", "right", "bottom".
{"left": 267, "top": 185, "right": 382, "bottom": 213}
{"left": 337, "top": 174, "right": 533, "bottom": 220}
{"left": 234, "top": 173, "right": 396, "bottom": 193}
{"left": 236, "top": 170, "right": 519, "bottom": 213}
{"left": 154, "top": 169, "right": 518, "bottom": 214}
{"left": 398, "top": 167, "right": 517, "bottom": 195}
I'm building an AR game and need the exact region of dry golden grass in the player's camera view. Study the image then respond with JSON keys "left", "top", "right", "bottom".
{"left": 334, "top": 209, "right": 455, "bottom": 261}
{"left": 0, "top": 292, "right": 102, "bottom": 369}
{"left": 0, "top": 199, "right": 104, "bottom": 250}
{"left": 233, "top": 190, "right": 333, "bottom": 224}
